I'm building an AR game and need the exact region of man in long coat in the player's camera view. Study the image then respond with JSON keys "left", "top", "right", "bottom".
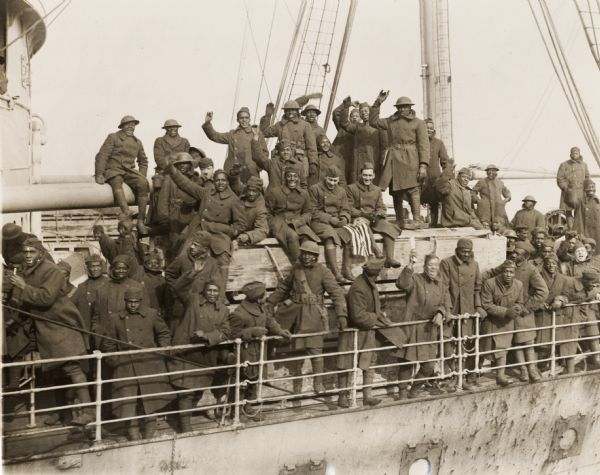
{"left": 311, "top": 135, "right": 346, "bottom": 186}
{"left": 573, "top": 179, "right": 600, "bottom": 251}
{"left": 331, "top": 101, "right": 358, "bottom": 173}
{"left": 369, "top": 91, "right": 430, "bottom": 229}
{"left": 94, "top": 115, "right": 150, "bottom": 233}
{"left": 8, "top": 238, "right": 94, "bottom": 426}
{"left": 153, "top": 119, "right": 190, "bottom": 171}
{"left": 421, "top": 119, "right": 451, "bottom": 226}
{"left": 346, "top": 162, "right": 401, "bottom": 268}
{"left": 436, "top": 167, "right": 483, "bottom": 229}
{"left": 268, "top": 241, "right": 347, "bottom": 395}
{"left": 202, "top": 108, "right": 268, "bottom": 183}
{"left": 439, "top": 238, "right": 486, "bottom": 390}
{"left": 557, "top": 146, "right": 590, "bottom": 229}
{"left": 472, "top": 164, "right": 511, "bottom": 227}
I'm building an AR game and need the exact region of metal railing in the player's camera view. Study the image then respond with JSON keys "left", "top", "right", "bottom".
{"left": 2, "top": 301, "right": 600, "bottom": 446}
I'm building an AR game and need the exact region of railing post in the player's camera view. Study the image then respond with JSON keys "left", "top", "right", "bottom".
{"left": 350, "top": 329, "right": 358, "bottom": 408}
{"left": 257, "top": 337, "right": 265, "bottom": 403}
{"left": 475, "top": 313, "right": 481, "bottom": 376}
{"left": 550, "top": 310, "right": 557, "bottom": 377}
{"left": 233, "top": 339, "right": 242, "bottom": 427}
{"left": 26, "top": 362, "right": 36, "bottom": 428}
{"left": 93, "top": 351, "right": 103, "bottom": 443}
{"left": 439, "top": 321, "right": 445, "bottom": 380}
{"left": 456, "top": 316, "right": 464, "bottom": 390}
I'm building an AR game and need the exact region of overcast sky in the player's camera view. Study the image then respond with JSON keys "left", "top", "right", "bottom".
{"left": 32, "top": 0, "right": 600, "bottom": 181}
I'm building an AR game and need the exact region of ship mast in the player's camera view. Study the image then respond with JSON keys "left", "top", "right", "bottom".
{"left": 419, "top": 0, "right": 454, "bottom": 157}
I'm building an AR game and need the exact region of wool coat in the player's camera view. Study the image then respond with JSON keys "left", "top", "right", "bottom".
{"left": 265, "top": 185, "right": 319, "bottom": 244}
{"left": 240, "top": 195, "right": 269, "bottom": 244}
{"left": 435, "top": 173, "right": 483, "bottom": 229}
{"left": 346, "top": 182, "right": 400, "bottom": 239}
{"left": 557, "top": 158, "right": 590, "bottom": 211}
{"left": 573, "top": 195, "right": 600, "bottom": 252}
{"left": 312, "top": 150, "right": 346, "bottom": 186}
{"left": 331, "top": 103, "right": 355, "bottom": 172}
{"left": 250, "top": 139, "right": 308, "bottom": 191}
{"left": 421, "top": 136, "right": 450, "bottom": 205}
{"left": 473, "top": 177, "right": 511, "bottom": 225}
{"left": 511, "top": 208, "right": 546, "bottom": 233}
{"left": 71, "top": 275, "right": 109, "bottom": 337}
{"left": 95, "top": 130, "right": 148, "bottom": 181}
{"left": 153, "top": 134, "right": 190, "bottom": 170}
{"left": 261, "top": 117, "right": 317, "bottom": 173}
{"left": 309, "top": 182, "right": 352, "bottom": 246}
{"left": 156, "top": 174, "right": 200, "bottom": 228}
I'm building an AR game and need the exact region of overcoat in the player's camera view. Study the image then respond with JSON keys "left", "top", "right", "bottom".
{"left": 240, "top": 195, "right": 269, "bottom": 244}
{"left": 312, "top": 150, "right": 346, "bottom": 186}
{"left": 71, "top": 275, "right": 109, "bottom": 334}
{"left": 557, "top": 158, "right": 590, "bottom": 211}
{"left": 95, "top": 130, "right": 148, "bottom": 180}
{"left": 481, "top": 276, "right": 524, "bottom": 354}
{"left": 395, "top": 267, "right": 451, "bottom": 362}
{"left": 156, "top": 174, "right": 200, "bottom": 228}
{"left": 14, "top": 258, "right": 87, "bottom": 365}
{"left": 202, "top": 122, "right": 268, "bottom": 182}
{"left": 570, "top": 284, "right": 600, "bottom": 338}
{"left": 512, "top": 261, "right": 549, "bottom": 343}
{"left": 101, "top": 306, "right": 174, "bottom": 418}
{"left": 511, "top": 208, "right": 546, "bottom": 232}
{"left": 473, "top": 178, "right": 511, "bottom": 225}
{"left": 346, "top": 182, "right": 400, "bottom": 239}
{"left": 573, "top": 195, "right": 600, "bottom": 252}
{"left": 421, "top": 136, "right": 450, "bottom": 205}
{"left": 435, "top": 173, "right": 483, "bottom": 229}
{"left": 168, "top": 294, "right": 231, "bottom": 390}
{"left": 97, "top": 234, "right": 144, "bottom": 282}
{"left": 265, "top": 185, "right": 319, "bottom": 243}
{"left": 369, "top": 105, "right": 430, "bottom": 192}
{"left": 169, "top": 168, "right": 247, "bottom": 256}
{"left": 261, "top": 117, "right": 317, "bottom": 174}
{"left": 268, "top": 262, "right": 346, "bottom": 349}
{"left": 309, "top": 182, "right": 352, "bottom": 246}
{"left": 250, "top": 139, "right": 308, "bottom": 190}
{"left": 331, "top": 103, "right": 355, "bottom": 171}
{"left": 153, "top": 134, "right": 190, "bottom": 170}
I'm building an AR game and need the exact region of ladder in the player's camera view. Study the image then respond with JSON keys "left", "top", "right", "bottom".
{"left": 574, "top": 0, "right": 600, "bottom": 71}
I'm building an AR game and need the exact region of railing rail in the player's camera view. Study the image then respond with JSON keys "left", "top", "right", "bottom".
{"left": 2, "top": 302, "right": 600, "bottom": 445}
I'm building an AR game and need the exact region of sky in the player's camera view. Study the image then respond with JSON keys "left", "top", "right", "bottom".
{"left": 31, "top": 0, "right": 600, "bottom": 201}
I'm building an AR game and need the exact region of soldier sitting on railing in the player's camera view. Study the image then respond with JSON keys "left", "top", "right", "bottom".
{"left": 101, "top": 288, "right": 174, "bottom": 441}
{"left": 570, "top": 271, "right": 600, "bottom": 370}
{"left": 169, "top": 280, "right": 232, "bottom": 433}
{"left": 230, "top": 281, "right": 291, "bottom": 420}
{"left": 395, "top": 251, "right": 452, "bottom": 399}
{"left": 481, "top": 260, "right": 526, "bottom": 387}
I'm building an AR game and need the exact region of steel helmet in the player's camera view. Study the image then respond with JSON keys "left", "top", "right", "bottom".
{"left": 2, "top": 223, "right": 23, "bottom": 241}
{"left": 162, "top": 119, "right": 181, "bottom": 129}
{"left": 299, "top": 241, "right": 320, "bottom": 255}
{"left": 522, "top": 195, "right": 537, "bottom": 203}
{"left": 301, "top": 104, "right": 321, "bottom": 115}
{"left": 282, "top": 100, "right": 300, "bottom": 110}
{"left": 171, "top": 152, "right": 194, "bottom": 165}
{"left": 118, "top": 115, "right": 139, "bottom": 128}
{"left": 485, "top": 164, "right": 499, "bottom": 171}
{"left": 394, "top": 96, "right": 414, "bottom": 107}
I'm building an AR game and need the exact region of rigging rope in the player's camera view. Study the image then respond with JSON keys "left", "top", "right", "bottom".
{"left": 253, "top": 0, "right": 278, "bottom": 124}
{"left": 230, "top": 20, "right": 249, "bottom": 127}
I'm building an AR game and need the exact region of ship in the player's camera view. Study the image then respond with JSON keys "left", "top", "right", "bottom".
{"left": 2, "top": 1, "right": 600, "bottom": 474}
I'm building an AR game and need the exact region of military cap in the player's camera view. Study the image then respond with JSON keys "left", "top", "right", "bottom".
{"left": 245, "top": 176, "right": 264, "bottom": 192}
{"left": 124, "top": 288, "right": 144, "bottom": 300}
{"left": 457, "top": 167, "right": 471, "bottom": 176}
{"left": 570, "top": 146, "right": 580, "bottom": 154}
{"left": 299, "top": 241, "right": 320, "bottom": 255}
{"left": 172, "top": 152, "right": 194, "bottom": 165}
{"left": 282, "top": 100, "right": 300, "bottom": 110}
{"left": 485, "top": 164, "right": 499, "bottom": 171}
{"left": 522, "top": 195, "right": 537, "bottom": 203}
{"left": 118, "top": 115, "right": 139, "bottom": 128}
{"left": 500, "top": 259, "right": 517, "bottom": 270}
{"left": 21, "top": 237, "right": 45, "bottom": 252}
{"left": 241, "top": 281, "right": 266, "bottom": 300}
{"left": 162, "top": 119, "right": 181, "bottom": 129}
{"left": 531, "top": 227, "right": 546, "bottom": 236}
{"left": 283, "top": 163, "right": 301, "bottom": 176}
{"left": 301, "top": 104, "right": 321, "bottom": 115}
{"left": 583, "top": 237, "right": 597, "bottom": 248}
{"left": 190, "top": 230, "right": 212, "bottom": 248}
{"left": 360, "top": 162, "right": 375, "bottom": 172}
{"left": 394, "top": 96, "right": 414, "bottom": 107}
{"left": 543, "top": 254, "right": 559, "bottom": 263}
{"left": 456, "top": 238, "right": 473, "bottom": 250}
{"left": 189, "top": 146, "right": 207, "bottom": 158}
{"left": 514, "top": 241, "right": 535, "bottom": 254}
{"left": 363, "top": 258, "right": 385, "bottom": 272}
{"left": 358, "top": 102, "right": 370, "bottom": 109}
{"left": 582, "top": 271, "right": 600, "bottom": 283}
{"left": 325, "top": 165, "right": 341, "bottom": 178}
{"left": 57, "top": 260, "right": 72, "bottom": 273}
{"left": 277, "top": 139, "right": 294, "bottom": 150}
{"left": 197, "top": 156, "right": 214, "bottom": 169}
{"left": 111, "top": 255, "right": 131, "bottom": 267}
{"left": 85, "top": 254, "right": 103, "bottom": 265}
{"left": 2, "top": 223, "right": 23, "bottom": 241}
{"left": 237, "top": 107, "right": 250, "bottom": 116}
{"left": 503, "top": 229, "right": 518, "bottom": 239}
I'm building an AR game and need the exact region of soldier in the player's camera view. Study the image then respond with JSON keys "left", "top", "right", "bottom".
{"left": 439, "top": 238, "right": 486, "bottom": 390}
{"left": 511, "top": 195, "right": 546, "bottom": 233}
{"left": 570, "top": 271, "right": 600, "bottom": 369}
{"left": 436, "top": 167, "right": 483, "bottom": 229}
{"left": 336, "top": 96, "right": 384, "bottom": 185}
{"left": 197, "top": 156, "right": 216, "bottom": 192}
{"left": 311, "top": 135, "right": 346, "bottom": 186}
{"left": 2, "top": 223, "right": 49, "bottom": 268}
{"left": 565, "top": 241, "right": 600, "bottom": 278}
{"left": 557, "top": 146, "right": 590, "bottom": 229}
{"left": 229, "top": 281, "right": 291, "bottom": 418}
{"left": 7, "top": 238, "right": 94, "bottom": 426}
{"left": 260, "top": 100, "right": 317, "bottom": 180}
{"left": 94, "top": 115, "right": 150, "bottom": 233}
{"left": 268, "top": 241, "right": 347, "bottom": 395}
{"left": 421, "top": 119, "right": 451, "bottom": 226}
{"left": 301, "top": 103, "right": 326, "bottom": 138}
{"left": 529, "top": 227, "right": 547, "bottom": 262}
{"left": 101, "top": 288, "right": 173, "bottom": 440}
{"left": 337, "top": 258, "right": 392, "bottom": 408}
{"left": 331, "top": 101, "right": 359, "bottom": 175}
{"left": 395, "top": 252, "right": 452, "bottom": 398}
{"left": 264, "top": 164, "right": 319, "bottom": 264}
{"left": 202, "top": 108, "right": 268, "bottom": 183}
{"left": 573, "top": 179, "right": 600, "bottom": 250}
{"left": 251, "top": 132, "right": 308, "bottom": 190}
{"left": 481, "top": 260, "right": 525, "bottom": 386}
{"left": 140, "top": 251, "right": 167, "bottom": 315}
{"left": 309, "top": 165, "right": 354, "bottom": 282}
{"left": 153, "top": 119, "right": 191, "bottom": 171}
{"left": 346, "top": 162, "right": 401, "bottom": 268}
{"left": 169, "top": 280, "right": 231, "bottom": 432}
{"left": 71, "top": 255, "right": 109, "bottom": 339}
{"left": 473, "top": 164, "right": 511, "bottom": 228}
{"left": 369, "top": 91, "right": 430, "bottom": 229}
{"left": 237, "top": 177, "right": 269, "bottom": 247}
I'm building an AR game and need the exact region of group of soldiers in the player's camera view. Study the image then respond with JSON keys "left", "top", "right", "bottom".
{"left": 3, "top": 91, "right": 600, "bottom": 440}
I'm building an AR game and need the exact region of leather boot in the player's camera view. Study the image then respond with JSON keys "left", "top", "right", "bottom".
{"left": 312, "top": 357, "right": 326, "bottom": 395}
{"left": 337, "top": 374, "right": 350, "bottom": 408}
{"left": 287, "top": 237, "right": 301, "bottom": 264}
{"left": 143, "top": 418, "right": 157, "bottom": 439}
{"left": 392, "top": 193, "right": 404, "bottom": 228}
{"left": 127, "top": 422, "right": 142, "bottom": 441}
{"left": 362, "top": 370, "right": 381, "bottom": 406}
{"left": 526, "top": 347, "right": 542, "bottom": 382}
{"left": 178, "top": 395, "right": 193, "bottom": 433}
{"left": 495, "top": 356, "right": 511, "bottom": 387}
{"left": 383, "top": 236, "right": 401, "bottom": 268}
{"left": 409, "top": 191, "right": 425, "bottom": 228}
{"left": 430, "top": 204, "right": 440, "bottom": 227}
{"left": 71, "top": 371, "right": 95, "bottom": 426}
{"left": 136, "top": 195, "right": 150, "bottom": 235}
{"left": 341, "top": 246, "right": 355, "bottom": 282}
{"left": 324, "top": 244, "right": 344, "bottom": 283}
{"left": 113, "top": 188, "right": 130, "bottom": 215}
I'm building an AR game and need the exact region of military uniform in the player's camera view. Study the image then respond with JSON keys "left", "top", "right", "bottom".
{"left": 436, "top": 172, "right": 483, "bottom": 229}
{"left": 421, "top": 135, "right": 450, "bottom": 211}
{"left": 250, "top": 139, "right": 308, "bottom": 190}
{"left": 153, "top": 134, "right": 190, "bottom": 171}
{"left": 511, "top": 208, "right": 545, "bottom": 233}
{"left": 308, "top": 182, "right": 352, "bottom": 247}
{"left": 557, "top": 157, "right": 589, "bottom": 211}
{"left": 239, "top": 193, "right": 269, "bottom": 245}
{"left": 473, "top": 177, "right": 511, "bottom": 225}
{"left": 312, "top": 150, "right": 346, "bottom": 186}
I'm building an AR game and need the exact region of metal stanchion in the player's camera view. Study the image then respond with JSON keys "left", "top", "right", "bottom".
{"left": 351, "top": 330, "right": 358, "bottom": 408}
{"left": 550, "top": 310, "right": 557, "bottom": 377}
{"left": 233, "top": 339, "right": 242, "bottom": 427}
{"left": 93, "top": 351, "right": 103, "bottom": 442}
{"left": 257, "top": 337, "right": 265, "bottom": 403}
{"left": 457, "top": 316, "right": 464, "bottom": 390}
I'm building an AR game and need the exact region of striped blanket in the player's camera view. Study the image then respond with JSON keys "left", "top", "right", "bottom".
{"left": 343, "top": 221, "right": 373, "bottom": 257}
